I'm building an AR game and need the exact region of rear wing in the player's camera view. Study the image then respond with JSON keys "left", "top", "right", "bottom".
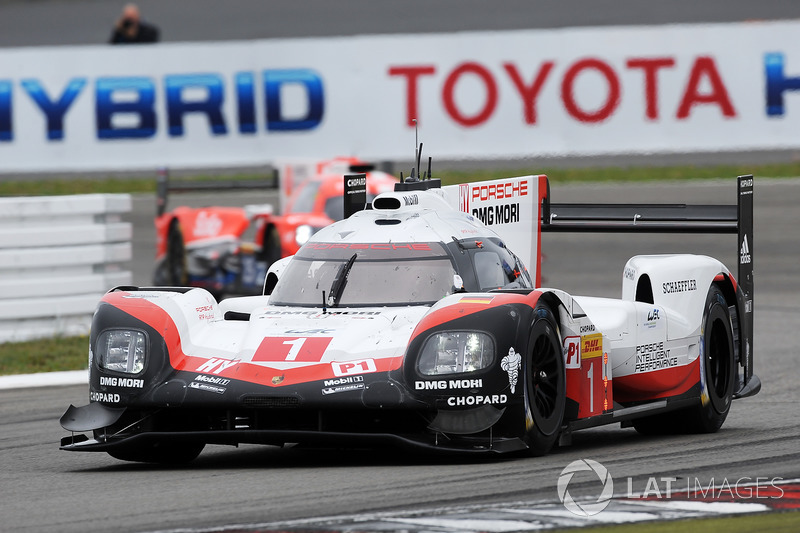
{"left": 539, "top": 175, "right": 755, "bottom": 397}
{"left": 155, "top": 167, "right": 278, "bottom": 217}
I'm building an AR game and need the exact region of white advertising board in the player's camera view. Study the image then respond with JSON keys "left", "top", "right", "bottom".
{"left": 1, "top": 20, "right": 800, "bottom": 172}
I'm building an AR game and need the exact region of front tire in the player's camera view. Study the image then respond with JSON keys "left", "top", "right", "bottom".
{"left": 524, "top": 304, "right": 565, "bottom": 456}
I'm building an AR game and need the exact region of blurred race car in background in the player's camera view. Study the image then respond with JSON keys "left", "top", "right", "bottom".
{"left": 152, "top": 159, "right": 397, "bottom": 297}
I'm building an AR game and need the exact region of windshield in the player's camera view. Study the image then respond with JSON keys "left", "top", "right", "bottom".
{"left": 269, "top": 242, "right": 458, "bottom": 307}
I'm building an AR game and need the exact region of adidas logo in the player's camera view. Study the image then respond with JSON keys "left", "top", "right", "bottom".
{"left": 740, "top": 235, "right": 752, "bottom": 264}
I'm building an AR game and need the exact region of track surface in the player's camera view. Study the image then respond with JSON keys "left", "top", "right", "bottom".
{"left": 1, "top": 179, "right": 798, "bottom": 533}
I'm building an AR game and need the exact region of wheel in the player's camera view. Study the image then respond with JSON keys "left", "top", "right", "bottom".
{"left": 165, "top": 221, "right": 188, "bottom": 286}
{"left": 524, "top": 304, "right": 566, "bottom": 456}
{"left": 108, "top": 441, "right": 205, "bottom": 464}
{"left": 687, "top": 284, "right": 736, "bottom": 432}
{"left": 632, "top": 285, "right": 735, "bottom": 435}
{"left": 261, "top": 225, "right": 282, "bottom": 268}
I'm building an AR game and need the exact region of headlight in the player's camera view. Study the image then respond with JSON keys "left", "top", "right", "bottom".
{"left": 418, "top": 331, "right": 494, "bottom": 376}
{"left": 97, "top": 330, "right": 147, "bottom": 374}
{"left": 294, "top": 224, "right": 314, "bottom": 246}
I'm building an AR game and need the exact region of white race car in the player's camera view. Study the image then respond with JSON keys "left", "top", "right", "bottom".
{"left": 61, "top": 159, "right": 759, "bottom": 463}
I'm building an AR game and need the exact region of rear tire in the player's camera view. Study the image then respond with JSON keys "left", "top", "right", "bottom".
{"left": 632, "top": 285, "right": 735, "bottom": 435}
{"left": 523, "top": 304, "right": 565, "bottom": 456}
{"left": 165, "top": 221, "right": 188, "bottom": 286}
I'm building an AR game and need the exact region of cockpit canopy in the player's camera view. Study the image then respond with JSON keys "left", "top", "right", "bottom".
{"left": 268, "top": 238, "right": 532, "bottom": 308}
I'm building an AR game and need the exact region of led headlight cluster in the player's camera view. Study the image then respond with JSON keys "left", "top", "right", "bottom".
{"left": 97, "top": 330, "right": 146, "bottom": 374}
{"left": 418, "top": 331, "right": 494, "bottom": 376}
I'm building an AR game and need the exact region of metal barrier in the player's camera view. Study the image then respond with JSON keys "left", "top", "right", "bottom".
{"left": 0, "top": 194, "right": 132, "bottom": 343}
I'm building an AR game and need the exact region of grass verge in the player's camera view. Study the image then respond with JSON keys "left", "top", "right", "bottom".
{"left": 2, "top": 161, "right": 800, "bottom": 197}
{"left": 0, "top": 335, "right": 88, "bottom": 375}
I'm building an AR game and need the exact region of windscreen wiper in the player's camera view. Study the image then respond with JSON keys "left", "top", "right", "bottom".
{"left": 328, "top": 253, "right": 357, "bottom": 308}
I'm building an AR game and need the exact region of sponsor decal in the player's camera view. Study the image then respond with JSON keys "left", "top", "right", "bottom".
{"left": 402, "top": 194, "right": 419, "bottom": 206}
{"left": 99, "top": 376, "right": 145, "bottom": 388}
{"left": 322, "top": 375, "right": 365, "bottom": 395}
{"left": 332, "top": 359, "right": 377, "bottom": 377}
{"left": 471, "top": 180, "right": 529, "bottom": 202}
{"left": 580, "top": 324, "right": 596, "bottom": 333}
{"left": 285, "top": 328, "right": 335, "bottom": 334}
{"left": 195, "top": 303, "right": 215, "bottom": 321}
{"left": 459, "top": 183, "right": 469, "bottom": 212}
{"left": 446, "top": 394, "right": 507, "bottom": 406}
{"left": 324, "top": 375, "right": 364, "bottom": 387}
{"left": 634, "top": 341, "right": 678, "bottom": 372}
{"left": 346, "top": 176, "right": 366, "bottom": 187}
{"left": 662, "top": 279, "right": 697, "bottom": 294}
{"left": 471, "top": 203, "right": 520, "bottom": 225}
{"left": 414, "top": 378, "right": 483, "bottom": 390}
{"left": 322, "top": 383, "right": 365, "bottom": 395}
{"left": 265, "top": 310, "right": 380, "bottom": 316}
{"left": 643, "top": 308, "right": 661, "bottom": 329}
{"left": 193, "top": 211, "right": 223, "bottom": 238}
{"left": 740, "top": 235, "right": 752, "bottom": 264}
{"left": 194, "top": 374, "right": 230, "bottom": 386}
{"left": 305, "top": 242, "right": 432, "bottom": 251}
{"left": 189, "top": 382, "right": 226, "bottom": 394}
{"left": 196, "top": 358, "right": 239, "bottom": 374}
{"left": 564, "top": 336, "right": 581, "bottom": 369}
{"left": 501, "top": 347, "right": 521, "bottom": 393}
{"left": 90, "top": 391, "right": 120, "bottom": 403}
{"left": 624, "top": 267, "right": 636, "bottom": 281}
{"left": 581, "top": 334, "right": 603, "bottom": 360}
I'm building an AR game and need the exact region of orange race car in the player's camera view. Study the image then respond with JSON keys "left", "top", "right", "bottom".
{"left": 153, "top": 159, "right": 397, "bottom": 297}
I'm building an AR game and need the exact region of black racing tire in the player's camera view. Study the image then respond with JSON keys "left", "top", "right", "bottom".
{"left": 165, "top": 221, "right": 188, "bottom": 286}
{"left": 523, "top": 304, "right": 566, "bottom": 456}
{"left": 633, "top": 285, "right": 735, "bottom": 435}
{"left": 687, "top": 284, "right": 736, "bottom": 432}
{"left": 261, "top": 225, "right": 282, "bottom": 268}
{"left": 108, "top": 442, "right": 205, "bottom": 464}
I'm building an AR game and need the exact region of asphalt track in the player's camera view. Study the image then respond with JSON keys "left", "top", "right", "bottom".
{"left": 2, "top": 3, "right": 800, "bottom": 532}
{"left": 1, "top": 178, "right": 799, "bottom": 533}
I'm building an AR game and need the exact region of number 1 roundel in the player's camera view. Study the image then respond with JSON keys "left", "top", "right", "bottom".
{"left": 253, "top": 337, "right": 333, "bottom": 362}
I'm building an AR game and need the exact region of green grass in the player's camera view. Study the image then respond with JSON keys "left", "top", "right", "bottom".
{"left": 553, "top": 510, "right": 800, "bottom": 533}
{"left": 2, "top": 161, "right": 800, "bottom": 197}
{"left": 0, "top": 335, "right": 88, "bottom": 375}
